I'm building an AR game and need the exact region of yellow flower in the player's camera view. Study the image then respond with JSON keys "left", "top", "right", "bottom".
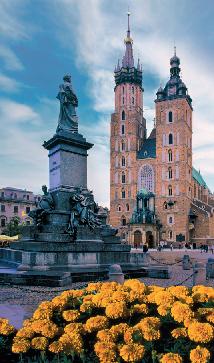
{"left": 31, "top": 337, "right": 48, "bottom": 350}
{"left": 12, "top": 338, "right": 30, "bottom": 354}
{"left": 171, "top": 328, "right": 187, "bottom": 339}
{"left": 86, "top": 282, "right": 103, "bottom": 292}
{"left": 94, "top": 341, "right": 117, "bottom": 362}
{"left": 132, "top": 303, "right": 148, "bottom": 315}
{"left": 80, "top": 301, "right": 95, "bottom": 313}
{"left": 62, "top": 309, "right": 80, "bottom": 322}
{"left": 160, "top": 352, "right": 183, "bottom": 363}
{"left": 119, "top": 343, "right": 145, "bottom": 362}
{"left": 0, "top": 321, "right": 15, "bottom": 335}
{"left": 183, "top": 318, "right": 197, "bottom": 328}
{"left": 190, "top": 345, "right": 211, "bottom": 363}
{"left": 85, "top": 316, "right": 108, "bottom": 333}
{"left": 40, "top": 321, "right": 59, "bottom": 338}
{"left": 48, "top": 340, "right": 63, "bottom": 354}
{"left": 111, "top": 290, "right": 129, "bottom": 303}
{"left": 157, "top": 305, "right": 170, "bottom": 317}
{"left": 124, "top": 327, "right": 142, "bottom": 344}
{"left": 168, "top": 286, "right": 190, "bottom": 298}
{"left": 124, "top": 279, "right": 146, "bottom": 292}
{"left": 188, "top": 322, "right": 213, "bottom": 343}
{"left": 16, "top": 327, "right": 35, "bottom": 339}
{"left": 51, "top": 296, "right": 68, "bottom": 309}
{"left": 136, "top": 317, "right": 160, "bottom": 341}
{"left": 97, "top": 329, "right": 113, "bottom": 343}
{"left": 110, "top": 323, "right": 128, "bottom": 341}
{"left": 105, "top": 302, "right": 129, "bottom": 319}
{"left": 155, "top": 290, "right": 175, "bottom": 307}
{"left": 59, "top": 332, "right": 83, "bottom": 354}
{"left": 171, "top": 301, "right": 193, "bottom": 323}
{"left": 64, "top": 322, "right": 85, "bottom": 335}
{"left": 33, "top": 307, "right": 53, "bottom": 320}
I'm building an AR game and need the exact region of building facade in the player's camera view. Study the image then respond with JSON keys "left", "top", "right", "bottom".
{"left": 0, "top": 187, "right": 41, "bottom": 234}
{"left": 110, "top": 17, "right": 214, "bottom": 247}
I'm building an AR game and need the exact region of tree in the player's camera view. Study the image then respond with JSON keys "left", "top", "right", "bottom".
{"left": 2, "top": 216, "right": 21, "bottom": 237}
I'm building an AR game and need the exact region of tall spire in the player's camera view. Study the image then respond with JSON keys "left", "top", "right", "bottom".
{"left": 122, "top": 11, "right": 134, "bottom": 68}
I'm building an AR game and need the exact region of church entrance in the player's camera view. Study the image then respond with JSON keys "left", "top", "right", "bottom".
{"left": 134, "top": 230, "right": 142, "bottom": 248}
{"left": 146, "top": 231, "right": 154, "bottom": 248}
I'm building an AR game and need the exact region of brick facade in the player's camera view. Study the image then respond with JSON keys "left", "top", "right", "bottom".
{"left": 110, "top": 19, "right": 214, "bottom": 246}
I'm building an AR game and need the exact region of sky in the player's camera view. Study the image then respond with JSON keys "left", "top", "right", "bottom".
{"left": 0, "top": 0, "right": 214, "bottom": 207}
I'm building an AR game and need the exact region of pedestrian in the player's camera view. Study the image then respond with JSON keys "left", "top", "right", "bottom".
{"left": 200, "top": 244, "right": 203, "bottom": 253}
{"left": 205, "top": 244, "right": 208, "bottom": 253}
{"left": 170, "top": 243, "right": 173, "bottom": 251}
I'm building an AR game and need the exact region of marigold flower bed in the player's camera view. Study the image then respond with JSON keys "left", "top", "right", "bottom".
{"left": 0, "top": 280, "right": 213, "bottom": 362}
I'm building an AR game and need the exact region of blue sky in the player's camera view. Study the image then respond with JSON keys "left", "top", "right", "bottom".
{"left": 0, "top": 0, "right": 214, "bottom": 206}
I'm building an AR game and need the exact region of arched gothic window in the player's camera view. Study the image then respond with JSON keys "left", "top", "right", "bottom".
{"left": 168, "top": 149, "right": 173, "bottom": 162}
{"left": 168, "top": 185, "right": 173, "bottom": 196}
{"left": 121, "top": 190, "right": 125, "bottom": 199}
{"left": 117, "top": 205, "right": 121, "bottom": 212}
{"left": 126, "top": 203, "right": 129, "bottom": 211}
{"left": 122, "top": 156, "right": 126, "bottom": 167}
{"left": 138, "top": 165, "right": 154, "bottom": 193}
{"left": 122, "top": 110, "right": 126, "bottom": 120}
{"left": 121, "top": 216, "right": 126, "bottom": 226}
{"left": 169, "top": 231, "right": 173, "bottom": 240}
{"left": 168, "top": 111, "right": 173, "bottom": 123}
{"left": 121, "top": 124, "right": 125, "bottom": 135}
{"left": 121, "top": 140, "right": 125, "bottom": 151}
{"left": 163, "top": 202, "right": 168, "bottom": 210}
{"left": 168, "top": 167, "right": 172, "bottom": 179}
{"left": 169, "top": 133, "right": 173, "bottom": 144}
{"left": 122, "top": 172, "right": 126, "bottom": 184}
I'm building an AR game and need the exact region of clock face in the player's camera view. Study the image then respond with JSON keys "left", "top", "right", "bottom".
{"left": 168, "top": 86, "right": 176, "bottom": 96}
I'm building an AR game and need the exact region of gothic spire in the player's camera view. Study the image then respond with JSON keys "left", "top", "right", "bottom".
{"left": 122, "top": 11, "right": 134, "bottom": 68}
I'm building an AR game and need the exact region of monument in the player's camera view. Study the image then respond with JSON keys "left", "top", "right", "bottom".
{"left": 0, "top": 75, "right": 131, "bottom": 285}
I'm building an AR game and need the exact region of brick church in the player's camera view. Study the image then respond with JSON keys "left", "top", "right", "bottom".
{"left": 110, "top": 15, "right": 214, "bottom": 247}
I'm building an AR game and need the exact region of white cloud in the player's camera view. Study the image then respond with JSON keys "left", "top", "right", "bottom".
{"left": 0, "top": 99, "right": 41, "bottom": 125}
{"left": 0, "top": 46, "right": 24, "bottom": 71}
{"left": 0, "top": 0, "right": 28, "bottom": 40}
{"left": 0, "top": 73, "right": 20, "bottom": 93}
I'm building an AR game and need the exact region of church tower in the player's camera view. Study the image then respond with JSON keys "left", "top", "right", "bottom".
{"left": 110, "top": 13, "right": 146, "bottom": 235}
{"left": 155, "top": 49, "right": 193, "bottom": 243}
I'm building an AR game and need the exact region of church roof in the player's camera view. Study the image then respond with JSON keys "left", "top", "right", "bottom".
{"left": 137, "top": 137, "right": 156, "bottom": 159}
{"left": 192, "top": 167, "right": 208, "bottom": 188}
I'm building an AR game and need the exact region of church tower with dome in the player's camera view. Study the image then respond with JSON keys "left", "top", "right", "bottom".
{"left": 110, "top": 13, "right": 146, "bottom": 236}
{"left": 110, "top": 17, "right": 214, "bottom": 247}
{"left": 154, "top": 48, "right": 193, "bottom": 243}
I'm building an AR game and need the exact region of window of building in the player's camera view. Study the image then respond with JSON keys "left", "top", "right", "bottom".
{"left": 1, "top": 219, "right": 6, "bottom": 227}
{"left": 168, "top": 111, "right": 173, "bottom": 123}
{"left": 132, "top": 86, "right": 134, "bottom": 94}
{"left": 138, "top": 165, "right": 154, "bottom": 192}
{"left": 168, "top": 216, "right": 173, "bottom": 224}
{"left": 122, "top": 190, "right": 126, "bottom": 199}
{"left": 132, "top": 97, "right": 134, "bottom": 105}
{"left": 122, "top": 97, "right": 125, "bottom": 105}
{"left": 168, "top": 149, "right": 173, "bottom": 162}
{"left": 169, "top": 230, "right": 173, "bottom": 240}
{"left": 122, "top": 110, "right": 126, "bottom": 120}
{"left": 121, "top": 216, "right": 126, "bottom": 226}
{"left": 117, "top": 205, "right": 121, "bottom": 212}
{"left": 1, "top": 192, "right": 4, "bottom": 198}
{"left": 122, "top": 173, "right": 126, "bottom": 184}
{"left": 14, "top": 193, "right": 17, "bottom": 199}
{"left": 168, "top": 167, "right": 172, "bottom": 179}
{"left": 123, "top": 86, "right": 125, "bottom": 94}
{"left": 1, "top": 204, "right": 5, "bottom": 212}
{"left": 26, "top": 206, "right": 30, "bottom": 214}
{"left": 121, "top": 141, "right": 125, "bottom": 151}
{"left": 121, "top": 124, "right": 125, "bottom": 135}
{"left": 122, "top": 156, "right": 126, "bottom": 167}
{"left": 26, "top": 220, "right": 31, "bottom": 225}
{"left": 168, "top": 185, "right": 173, "bottom": 196}
{"left": 26, "top": 195, "right": 29, "bottom": 201}
{"left": 126, "top": 203, "right": 129, "bottom": 211}
{"left": 169, "top": 133, "right": 173, "bottom": 144}
{"left": 163, "top": 202, "right": 168, "bottom": 210}
{"left": 14, "top": 206, "right": 18, "bottom": 213}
